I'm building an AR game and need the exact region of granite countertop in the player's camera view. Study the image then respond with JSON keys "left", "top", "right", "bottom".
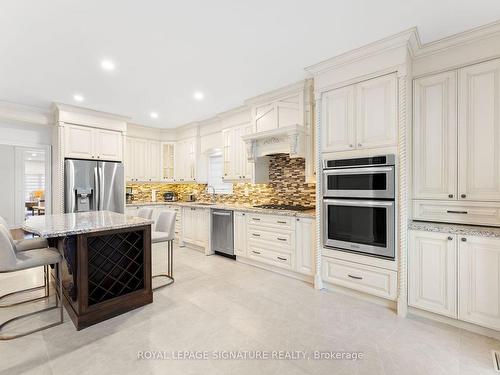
{"left": 23, "top": 211, "right": 153, "bottom": 238}
{"left": 126, "top": 201, "right": 316, "bottom": 218}
{"left": 409, "top": 220, "right": 500, "bottom": 238}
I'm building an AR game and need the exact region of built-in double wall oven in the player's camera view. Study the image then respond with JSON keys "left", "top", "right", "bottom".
{"left": 322, "top": 155, "right": 395, "bottom": 259}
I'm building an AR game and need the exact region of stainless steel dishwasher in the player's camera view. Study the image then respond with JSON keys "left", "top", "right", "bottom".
{"left": 211, "top": 209, "right": 235, "bottom": 259}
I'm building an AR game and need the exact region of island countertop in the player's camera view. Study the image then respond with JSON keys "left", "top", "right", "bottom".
{"left": 22, "top": 210, "right": 153, "bottom": 238}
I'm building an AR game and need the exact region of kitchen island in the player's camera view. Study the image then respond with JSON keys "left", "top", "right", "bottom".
{"left": 23, "top": 211, "right": 153, "bottom": 330}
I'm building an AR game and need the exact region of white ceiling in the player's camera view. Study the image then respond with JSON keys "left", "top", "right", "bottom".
{"left": 1, "top": 1, "right": 500, "bottom": 128}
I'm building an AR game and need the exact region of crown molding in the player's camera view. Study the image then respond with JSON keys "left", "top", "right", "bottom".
{"left": 53, "top": 102, "right": 130, "bottom": 122}
{"left": 414, "top": 19, "right": 500, "bottom": 58}
{"left": 244, "top": 79, "right": 312, "bottom": 107}
{"left": 305, "top": 28, "right": 420, "bottom": 75}
{"left": 0, "top": 101, "right": 52, "bottom": 126}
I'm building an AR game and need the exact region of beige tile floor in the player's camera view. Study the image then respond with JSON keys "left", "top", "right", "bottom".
{"left": 1, "top": 245, "right": 499, "bottom": 375}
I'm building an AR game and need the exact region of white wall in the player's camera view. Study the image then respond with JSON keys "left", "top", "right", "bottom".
{"left": 0, "top": 121, "right": 52, "bottom": 146}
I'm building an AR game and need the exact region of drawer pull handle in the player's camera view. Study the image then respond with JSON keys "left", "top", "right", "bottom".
{"left": 277, "top": 221, "right": 287, "bottom": 224}
{"left": 446, "top": 210, "right": 468, "bottom": 214}
{"left": 348, "top": 274, "right": 363, "bottom": 280}
{"left": 252, "top": 218, "right": 261, "bottom": 221}
{"left": 252, "top": 233, "right": 260, "bottom": 237}
{"left": 252, "top": 250, "right": 261, "bottom": 254}
{"left": 277, "top": 238, "right": 287, "bottom": 241}
{"left": 277, "top": 256, "right": 287, "bottom": 261}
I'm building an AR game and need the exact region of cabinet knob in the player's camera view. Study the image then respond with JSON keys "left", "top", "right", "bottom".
{"left": 447, "top": 236, "right": 453, "bottom": 241}
{"left": 461, "top": 237, "right": 467, "bottom": 242}
{"left": 448, "top": 194, "right": 453, "bottom": 198}
{"left": 97, "top": 156, "right": 100, "bottom": 159}
{"left": 461, "top": 194, "right": 466, "bottom": 198}
{"left": 349, "top": 144, "right": 354, "bottom": 148}
{"left": 358, "top": 143, "right": 362, "bottom": 147}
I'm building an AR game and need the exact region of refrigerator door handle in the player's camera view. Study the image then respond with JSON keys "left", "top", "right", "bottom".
{"left": 98, "top": 164, "right": 105, "bottom": 211}
{"left": 94, "top": 166, "right": 100, "bottom": 211}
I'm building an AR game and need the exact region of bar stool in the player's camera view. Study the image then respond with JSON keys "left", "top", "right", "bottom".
{"left": 0, "top": 218, "right": 51, "bottom": 308}
{"left": 151, "top": 210, "right": 176, "bottom": 290}
{"left": 0, "top": 225, "right": 63, "bottom": 340}
{"left": 137, "top": 207, "right": 154, "bottom": 220}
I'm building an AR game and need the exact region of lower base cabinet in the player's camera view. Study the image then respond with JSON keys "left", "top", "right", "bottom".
{"left": 409, "top": 230, "right": 500, "bottom": 331}
{"left": 181, "top": 207, "right": 209, "bottom": 249}
{"left": 322, "top": 257, "right": 397, "bottom": 300}
{"left": 234, "top": 213, "right": 315, "bottom": 277}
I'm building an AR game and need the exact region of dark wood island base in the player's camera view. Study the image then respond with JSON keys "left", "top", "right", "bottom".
{"left": 53, "top": 224, "right": 153, "bottom": 330}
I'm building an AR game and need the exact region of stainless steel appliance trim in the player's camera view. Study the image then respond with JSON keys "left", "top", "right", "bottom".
{"left": 323, "top": 165, "right": 395, "bottom": 199}
{"left": 322, "top": 198, "right": 395, "bottom": 259}
{"left": 323, "top": 154, "right": 395, "bottom": 169}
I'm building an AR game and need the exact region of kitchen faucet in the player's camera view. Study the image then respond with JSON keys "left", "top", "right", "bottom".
{"left": 206, "top": 185, "right": 216, "bottom": 203}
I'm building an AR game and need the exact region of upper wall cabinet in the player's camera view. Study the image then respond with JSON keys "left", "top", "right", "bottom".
{"left": 65, "top": 124, "right": 123, "bottom": 161}
{"left": 174, "top": 137, "right": 205, "bottom": 183}
{"left": 222, "top": 124, "right": 253, "bottom": 181}
{"left": 321, "top": 73, "right": 397, "bottom": 153}
{"left": 161, "top": 142, "right": 175, "bottom": 182}
{"left": 413, "top": 71, "right": 457, "bottom": 200}
{"left": 458, "top": 59, "right": 500, "bottom": 201}
{"left": 126, "top": 137, "right": 161, "bottom": 182}
{"left": 413, "top": 58, "right": 500, "bottom": 203}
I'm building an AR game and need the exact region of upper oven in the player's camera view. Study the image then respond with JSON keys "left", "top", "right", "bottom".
{"left": 323, "top": 155, "right": 395, "bottom": 199}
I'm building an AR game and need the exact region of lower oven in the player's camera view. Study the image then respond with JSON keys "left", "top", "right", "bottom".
{"left": 323, "top": 198, "right": 395, "bottom": 259}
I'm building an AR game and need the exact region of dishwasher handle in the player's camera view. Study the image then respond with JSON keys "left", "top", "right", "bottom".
{"left": 212, "top": 211, "right": 232, "bottom": 216}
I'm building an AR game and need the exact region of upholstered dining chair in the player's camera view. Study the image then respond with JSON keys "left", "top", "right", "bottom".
{"left": 0, "top": 225, "right": 63, "bottom": 340}
{"left": 0, "top": 216, "right": 51, "bottom": 308}
{"left": 137, "top": 207, "right": 154, "bottom": 220}
{"left": 151, "top": 210, "right": 176, "bottom": 290}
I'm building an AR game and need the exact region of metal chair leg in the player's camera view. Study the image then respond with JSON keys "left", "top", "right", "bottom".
{"left": 153, "top": 240, "right": 175, "bottom": 291}
{"left": 0, "top": 265, "right": 50, "bottom": 308}
{"left": 0, "top": 261, "right": 64, "bottom": 340}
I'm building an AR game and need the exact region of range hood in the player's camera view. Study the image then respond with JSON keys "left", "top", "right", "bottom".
{"left": 241, "top": 125, "right": 306, "bottom": 162}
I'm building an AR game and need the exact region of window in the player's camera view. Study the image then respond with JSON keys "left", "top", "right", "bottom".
{"left": 208, "top": 154, "right": 233, "bottom": 194}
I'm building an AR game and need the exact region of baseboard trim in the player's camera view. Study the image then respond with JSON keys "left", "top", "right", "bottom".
{"left": 322, "top": 280, "right": 397, "bottom": 310}
{"left": 236, "top": 257, "right": 314, "bottom": 284}
{"left": 408, "top": 307, "right": 500, "bottom": 341}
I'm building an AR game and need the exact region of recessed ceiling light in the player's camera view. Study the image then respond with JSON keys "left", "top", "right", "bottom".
{"left": 31, "top": 153, "right": 37, "bottom": 157}
{"left": 101, "top": 59, "right": 115, "bottom": 71}
{"left": 27, "top": 158, "right": 32, "bottom": 161}
{"left": 73, "top": 94, "right": 84, "bottom": 102}
{"left": 150, "top": 112, "right": 159, "bottom": 119}
{"left": 193, "top": 91, "right": 204, "bottom": 101}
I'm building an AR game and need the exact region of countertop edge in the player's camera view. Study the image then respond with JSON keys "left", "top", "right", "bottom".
{"left": 408, "top": 220, "right": 500, "bottom": 238}
{"left": 126, "top": 202, "right": 316, "bottom": 218}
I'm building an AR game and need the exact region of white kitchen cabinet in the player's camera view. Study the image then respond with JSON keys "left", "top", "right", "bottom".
{"left": 174, "top": 137, "right": 198, "bottom": 182}
{"left": 295, "top": 217, "right": 315, "bottom": 276}
{"left": 458, "top": 59, "right": 500, "bottom": 202}
{"left": 408, "top": 230, "right": 457, "bottom": 318}
{"left": 132, "top": 138, "right": 148, "bottom": 181}
{"left": 321, "top": 73, "right": 397, "bottom": 153}
{"left": 125, "top": 138, "right": 135, "bottom": 181}
{"left": 413, "top": 71, "right": 457, "bottom": 200}
{"left": 64, "top": 124, "right": 123, "bottom": 161}
{"left": 126, "top": 137, "right": 161, "bottom": 182}
{"left": 161, "top": 143, "right": 175, "bottom": 181}
{"left": 222, "top": 124, "right": 253, "bottom": 181}
{"left": 355, "top": 74, "right": 397, "bottom": 149}
{"left": 147, "top": 140, "right": 161, "bottom": 181}
{"left": 234, "top": 211, "right": 247, "bottom": 257}
{"left": 182, "top": 207, "right": 209, "bottom": 248}
{"left": 321, "top": 85, "right": 355, "bottom": 153}
{"left": 253, "top": 94, "right": 301, "bottom": 133}
{"left": 458, "top": 235, "right": 500, "bottom": 331}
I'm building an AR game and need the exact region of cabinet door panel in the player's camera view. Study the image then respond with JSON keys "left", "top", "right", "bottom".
{"left": 65, "top": 125, "right": 94, "bottom": 159}
{"left": 408, "top": 231, "right": 457, "bottom": 317}
{"left": 458, "top": 59, "right": 500, "bottom": 201}
{"left": 459, "top": 235, "right": 500, "bottom": 330}
{"left": 133, "top": 138, "right": 148, "bottom": 181}
{"left": 321, "top": 86, "right": 355, "bottom": 152}
{"left": 356, "top": 74, "right": 397, "bottom": 149}
{"left": 222, "top": 129, "right": 234, "bottom": 180}
{"left": 413, "top": 71, "right": 457, "bottom": 200}
{"left": 95, "top": 129, "right": 122, "bottom": 161}
{"left": 295, "top": 218, "right": 315, "bottom": 275}
{"left": 125, "top": 138, "right": 135, "bottom": 181}
{"left": 255, "top": 103, "right": 275, "bottom": 133}
{"left": 234, "top": 212, "right": 247, "bottom": 257}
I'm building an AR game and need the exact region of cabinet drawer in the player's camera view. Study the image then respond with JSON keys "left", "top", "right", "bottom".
{"left": 322, "top": 257, "right": 397, "bottom": 300}
{"left": 246, "top": 214, "right": 294, "bottom": 230}
{"left": 413, "top": 200, "right": 500, "bottom": 226}
{"left": 247, "top": 228, "right": 293, "bottom": 249}
{"left": 247, "top": 245, "right": 292, "bottom": 270}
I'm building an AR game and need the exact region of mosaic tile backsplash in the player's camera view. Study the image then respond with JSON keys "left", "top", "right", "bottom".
{"left": 127, "top": 154, "right": 316, "bottom": 207}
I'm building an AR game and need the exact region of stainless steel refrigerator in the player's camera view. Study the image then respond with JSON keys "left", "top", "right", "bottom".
{"left": 64, "top": 159, "right": 124, "bottom": 214}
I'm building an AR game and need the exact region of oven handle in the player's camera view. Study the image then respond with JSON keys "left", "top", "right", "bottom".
{"left": 323, "top": 166, "right": 394, "bottom": 175}
{"left": 323, "top": 198, "right": 394, "bottom": 207}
